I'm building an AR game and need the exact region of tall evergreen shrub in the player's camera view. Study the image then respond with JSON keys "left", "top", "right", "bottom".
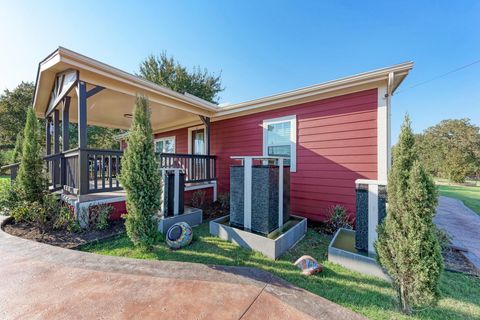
{"left": 12, "top": 131, "right": 24, "bottom": 163}
{"left": 376, "top": 115, "right": 443, "bottom": 314}
{"left": 16, "top": 108, "right": 45, "bottom": 203}
{"left": 119, "top": 96, "right": 161, "bottom": 248}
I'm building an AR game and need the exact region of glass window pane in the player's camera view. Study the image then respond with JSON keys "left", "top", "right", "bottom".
{"left": 155, "top": 141, "right": 164, "bottom": 153}
{"left": 267, "top": 122, "right": 291, "bottom": 146}
{"left": 165, "top": 139, "right": 174, "bottom": 153}
{"left": 193, "top": 130, "right": 205, "bottom": 154}
{"left": 265, "top": 120, "right": 292, "bottom": 166}
{"left": 267, "top": 145, "right": 290, "bottom": 157}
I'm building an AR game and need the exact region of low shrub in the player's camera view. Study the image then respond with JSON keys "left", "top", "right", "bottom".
{"left": 53, "top": 206, "right": 81, "bottom": 233}
{"left": 435, "top": 227, "right": 451, "bottom": 252}
{"left": 10, "top": 201, "right": 34, "bottom": 223}
{"left": 88, "top": 204, "right": 113, "bottom": 230}
{"left": 191, "top": 190, "right": 206, "bottom": 208}
{"left": 217, "top": 192, "right": 229, "bottom": 210}
{"left": 11, "top": 192, "right": 81, "bottom": 234}
{"left": 11, "top": 199, "right": 49, "bottom": 234}
{"left": 0, "top": 181, "right": 19, "bottom": 215}
{"left": 325, "top": 205, "right": 354, "bottom": 234}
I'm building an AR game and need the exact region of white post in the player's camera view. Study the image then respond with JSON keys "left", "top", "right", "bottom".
{"left": 367, "top": 184, "right": 379, "bottom": 253}
{"left": 212, "top": 180, "right": 217, "bottom": 202}
{"left": 243, "top": 157, "right": 252, "bottom": 231}
{"left": 377, "top": 85, "right": 389, "bottom": 181}
{"left": 174, "top": 169, "right": 180, "bottom": 216}
{"left": 160, "top": 170, "right": 165, "bottom": 215}
{"left": 278, "top": 158, "right": 284, "bottom": 229}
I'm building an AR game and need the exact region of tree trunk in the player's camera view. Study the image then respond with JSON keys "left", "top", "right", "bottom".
{"left": 400, "top": 284, "right": 412, "bottom": 315}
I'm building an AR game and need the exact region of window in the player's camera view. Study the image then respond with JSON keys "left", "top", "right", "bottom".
{"left": 188, "top": 126, "right": 207, "bottom": 155}
{"left": 155, "top": 136, "right": 175, "bottom": 153}
{"left": 263, "top": 115, "right": 297, "bottom": 172}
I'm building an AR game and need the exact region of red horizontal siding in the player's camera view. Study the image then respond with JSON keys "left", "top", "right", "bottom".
{"left": 154, "top": 88, "right": 378, "bottom": 221}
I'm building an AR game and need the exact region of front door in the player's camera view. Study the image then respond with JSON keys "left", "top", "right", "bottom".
{"left": 191, "top": 129, "right": 205, "bottom": 155}
{"left": 190, "top": 128, "right": 206, "bottom": 180}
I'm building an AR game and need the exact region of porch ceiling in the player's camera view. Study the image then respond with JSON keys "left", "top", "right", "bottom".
{"left": 33, "top": 47, "right": 219, "bottom": 131}
{"left": 55, "top": 85, "right": 203, "bottom": 130}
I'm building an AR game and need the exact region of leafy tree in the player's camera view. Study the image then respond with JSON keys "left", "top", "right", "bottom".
{"left": 415, "top": 119, "right": 480, "bottom": 182}
{"left": 376, "top": 115, "right": 443, "bottom": 315}
{"left": 0, "top": 82, "right": 35, "bottom": 149}
{"left": 86, "top": 126, "right": 123, "bottom": 150}
{"left": 16, "top": 108, "right": 45, "bottom": 203}
{"left": 67, "top": 124, "right": 123, "bottom": 150}
{"left": 138, "top": 52, "right": 224, "bottom": 103}
{"left": 119, "top": 96, "right": 161, "bottom": 248}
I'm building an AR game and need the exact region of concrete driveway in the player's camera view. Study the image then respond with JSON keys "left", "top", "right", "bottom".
{"left": 0, "top": 216, "right": 364, "bottom": 320}
{"left": 435, "top": 196, "right": 480, "bottom": 271}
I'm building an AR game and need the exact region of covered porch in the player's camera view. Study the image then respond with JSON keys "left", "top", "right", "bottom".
{"left": 7, "top": 47, "right": 219, "bottom": 201}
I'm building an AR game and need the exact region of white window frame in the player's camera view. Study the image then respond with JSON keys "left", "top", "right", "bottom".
{"left": 154, "top": 136, "right": 176, "bottom": 153}
{"left": 188, "top": 125, "right": 207, "bottom": 155}
{"left": 262, "top": 115, "right": 297, "bottom": 172}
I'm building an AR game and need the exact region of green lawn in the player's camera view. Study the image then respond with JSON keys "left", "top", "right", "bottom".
{"left": 437, "top": 184, "right": 480, "bottom": 215}
{"left": 81, "top": 223, "right": 480, "bottom": 320}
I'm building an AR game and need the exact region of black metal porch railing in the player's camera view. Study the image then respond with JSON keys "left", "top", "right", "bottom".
{"left": 2, "top": 150, "right": 216, "bottom": 195}
{"left": 157, "top": 153, "right": 216, "bottom": 183}
{"left": 86, "top": 149, "right": 123, "bottom": 193}
{"left": 44, "top": 152, "right": 64, "bottom": 191}
{"left": 1, "top": 162, "right": 19, "bottom": 181}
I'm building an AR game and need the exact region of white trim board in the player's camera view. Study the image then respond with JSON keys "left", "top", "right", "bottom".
{"left": 377, "top": 86, "right": 389, "bottom": 181}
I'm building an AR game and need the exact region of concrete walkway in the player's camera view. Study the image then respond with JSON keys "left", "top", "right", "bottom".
{"left": 435, "top": 196, "right": 480, "bottom": 270}
{"left": 0, "top": 216, "right": 364, "bottom": 320}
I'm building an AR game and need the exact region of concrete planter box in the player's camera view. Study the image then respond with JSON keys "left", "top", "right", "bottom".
{"left": 209, "top": 215, "right": 307, "bottom": 259}
{"left": 158, "top": 206, "right": 202, "bottom": 234}
{"left": 230, "top": 165, "right": 290, "bottom": 235}
{"left": 328, "top": 228, "right": 390, "bottom": 281}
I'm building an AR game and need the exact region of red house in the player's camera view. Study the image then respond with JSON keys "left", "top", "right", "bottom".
{"left": 24, "top": 47, "right": 412, "bottom": 222}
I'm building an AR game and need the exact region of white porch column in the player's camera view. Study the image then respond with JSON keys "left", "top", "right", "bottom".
{"left": 278, "top": 158, "right": 284, "bottom": 229}
{"left": 243, "top": 157, "right": 253, "bottom": 231}
{"left": 174, "top": 169, "right": 180, "bottom": 216}
{"left": 377, "top": 85, "right": 390, "bottom": 181}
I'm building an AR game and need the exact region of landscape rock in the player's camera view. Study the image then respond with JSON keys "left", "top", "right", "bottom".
{"left": 294, "top": 255, "right": 323, "bottom": 275}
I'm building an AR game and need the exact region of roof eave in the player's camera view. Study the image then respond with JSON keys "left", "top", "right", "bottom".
{"left": 217, "top": 62, "right": 413, "bottom": 115}
{"left": 33, "top": 47, "right": 220, "bottom": 117}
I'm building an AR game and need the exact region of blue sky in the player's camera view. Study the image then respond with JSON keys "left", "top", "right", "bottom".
{"left": 0, "top": 1, "right": 479, "bottom": 142}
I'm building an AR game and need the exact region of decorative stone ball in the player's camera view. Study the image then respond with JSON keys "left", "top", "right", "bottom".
{"left": 294, "top": 255, "right": 323, "bottom": 275}
{"left": 166, "top": 222, "right": 193, "bottom": 250}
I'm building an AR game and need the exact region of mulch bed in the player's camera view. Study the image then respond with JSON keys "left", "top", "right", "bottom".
{"left": 443, "top": 247, "right": 480, "bottom": 277}
{"left": 201, "top": 202, "right": 228, "bottom": 221}
{"left": 3, "top": 219, "right": 125, "bottom": 249}
{"left": 309, "top": 220, "right": 336, "bottom": 235}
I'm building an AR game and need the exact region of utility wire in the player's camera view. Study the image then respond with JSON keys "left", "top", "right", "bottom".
{"left": 396, "top": 58, "right": 480, "bottom": 94}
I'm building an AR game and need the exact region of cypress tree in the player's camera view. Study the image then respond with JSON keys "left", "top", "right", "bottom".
{"left": 376, "top": 115, "right": 443, "bottom": 314}
{"left": 119, "top": 96, "right": 161, "bottom": 248}
{"left": 16, "top": 108, "right": 45, "bottom": 203}
{"left": 12, "top": 131, "right": 24, "bottom": 163}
